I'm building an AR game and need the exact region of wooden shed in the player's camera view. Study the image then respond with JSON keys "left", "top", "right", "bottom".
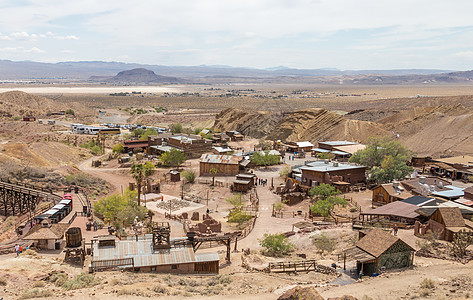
{"left": 199, "top": 154, "right": 243, "bottom": 176}
{"left": 372, "top": 183, "right": 413, "bottom": 206}
{"left": 428, "top": 207, "right": 468, "bottom": 241}
{"left": 345, "top": 228, "right": 415, "bottom": 276}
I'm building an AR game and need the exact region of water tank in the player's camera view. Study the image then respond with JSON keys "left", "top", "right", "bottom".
{"left": 65, "top": 227, "right": 82, "bottom": 248}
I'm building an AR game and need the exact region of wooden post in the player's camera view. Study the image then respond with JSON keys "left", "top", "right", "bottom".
{"left": 343, "top": 252, "right": 346, "bottom": 270}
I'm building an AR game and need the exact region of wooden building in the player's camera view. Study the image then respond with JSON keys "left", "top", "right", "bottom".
{"left": 427, "top": 207, "right": 469, "bottom": 241}
{"left": 232, "top": 174, "right": 256, "bottom": 192}
{"left": 199, "top": 154, "right": 244, "bottom": 176}
{"left": 123, "top": 140, "right": 149, "bottom": 153}
{"left": 23, "top": 220, "right": 68, "bottom": 250}
{"left": 148, "top": 134, "right": 212, "bottom": 158}
{"left": 345, "top": 228, "right": 415, "bottom": 276}
{"left": 285, "top": 141, "right": 314, "bottom": 153}
{"left": 372, "top": 182, "right": 413, "bottom": 206}
{"left": 225, "top": 131, "right": 244, "bottom": 141}
{"left": 300, "top": 160, "right": 366, "bottom": 187}
{"left": 91, "top": 234, "right": 220, "bottom": 274}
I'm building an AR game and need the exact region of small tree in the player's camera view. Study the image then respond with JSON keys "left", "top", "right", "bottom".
{"left": 65, "top": 109, "right": 75, "bottom": 116}
{"left": 309, "top": 183, "right": 347, "bottom": 221}
{"left": 251, "top": 151, "right": 280, "bottom": 166}
{"left": 112, "top": 144, "right": 124, "bottom": 155}
{"left": 181, "top": 170, "right": 196, "bottom": 183}
{"left": 130, "top": 162, "right": 154, "bottom": 206}
{"left": 259, "top": 233, "right": 295, "bottom": 257}
{"left": 274, "top": 201, "right": 285, "bottom": 213}
{"left": 349, "top": 136, "right": 414, "bottom": 183}
{"left": 313, "top": 233, "right": 336, "bottom": 254}
{"left": 160, "top": 149, "right": 186, "bottom": 168}
{"left": 170, "top": 123, "right": 183, "bottom": 134}
{"left": 210, "top": 168, "right": 218, "bottom": 186}
{"left": 226, "top": 193, "right": 244, "bottom": 208}
{"left": 450, "top": 229, "right": 473, "bottom": 258}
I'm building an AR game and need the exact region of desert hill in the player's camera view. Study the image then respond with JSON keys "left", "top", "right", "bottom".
{"left": 89, "top": 68, "right": 182, "bottom": 84}
{"left": 0, "top": 91, "right": 91, "bottom": 118}
{"left": 214, "top": 108, "right": 388, "bottom": 143}
{"left": 214, "top": 103, "right": 473, "bottom": 157}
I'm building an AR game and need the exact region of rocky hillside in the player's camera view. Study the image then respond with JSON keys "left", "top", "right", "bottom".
{"left": 0, "top": 91, "right": 90, "bottom": 118}
{"left": 214, "top": 104, "right": 473, "bottom": 157}
{"left": 214, "top": 108, "right": 388, "bottom": 143}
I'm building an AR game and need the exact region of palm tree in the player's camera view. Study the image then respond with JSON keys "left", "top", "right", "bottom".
{"left": 130, "top": 162, "right": 154, "bottom": 206}
{"left": 210, "top": 168, "right": 218, "bottom": 186}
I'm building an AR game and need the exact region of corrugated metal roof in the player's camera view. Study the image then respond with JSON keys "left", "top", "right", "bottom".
{"left": 311, "top": 148, "right": 331, "bottom": 153}
{"left": 195, "top": 252, "right": 220, "bottom": 263}
{"left": 92, "top": 239, "right": 218, "bottom": 268}
{"left": 296, "top": 141, "right": 314, "bottom": 148}
{"left": 331, "top": 150, "right": 350, "bottom": 156}
{"left": 200, "top": 154, "right": 241, "bottom": 165}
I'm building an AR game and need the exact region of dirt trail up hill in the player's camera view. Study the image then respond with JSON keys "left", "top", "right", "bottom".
{"left": 214, "top": 108, "right": 388, "bottom": 143}
{"left": 0, "top": 91, "right": 91, "bottom": 118}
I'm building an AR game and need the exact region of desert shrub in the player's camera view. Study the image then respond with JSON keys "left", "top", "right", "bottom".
{"left": 349, "top": 206, "right": 358, "bottom": 212}
{"left": 181, "top": 170, "right": 196, "bottom": 183}
{"left": 259, "top": 233, "right": 295, "bottom": 257}
{"left": 0, "top": 277, "right": 7, "bottom": 286}
{"left": 313, "top": 233, "right": 336, "bottom": 254}
{"left": 110, "top": 278, "right": 120, "bottom": 286}
{"left": 48, "top": 271, "right": 68, "bottom": 287}
{"left": 227, "top": 210, "right": 253, "bottom": 228}
{"left": 65, "top": 109, "right": 75, "bottom": 116}
{"left": 274, "top": 201, "right": 285, "bottom": 213}
{"left": 32, "top": 281, "right": 45, "bottom": 288}
{"left": 153, "top": 285, "right": 168, "bottom": 294}
{"left": 419, "top": 288, "right": 431, "bottom": 297}
{"left": 61, "top": 273, "right": 99, "bottom": 290}
{"left": 208, "top": 275, "right": 231, "bottom": 286}
{"left": 22, "top": 249, "right": 39, "bottom": 257}
{"left": 19, "top": 288, "right": 52, "bottom": 299}
{"left": 80, "top": 139, "right": 104, "bottom": 155}
{"left": 420, "top": 278, "right": 435, "bottom": 289}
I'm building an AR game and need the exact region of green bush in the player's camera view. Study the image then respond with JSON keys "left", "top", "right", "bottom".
{"left": 227, "top": 210, "right": 252, "bottom": 227}
{"left": 181, "top": 170, "right": 196, "bottom": 183}
{"left": 259, "top": 233, "right": 295, "bottom": 257}
{"left": 313, "top": 233, "right": 336, "bottom": 254}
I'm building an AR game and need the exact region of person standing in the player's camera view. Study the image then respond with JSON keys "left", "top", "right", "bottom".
{"left": 15, "top": 244, "right": 19, "bottom": 257}
{"left": 393, "top": 224, "right": 398, "bottom": 236}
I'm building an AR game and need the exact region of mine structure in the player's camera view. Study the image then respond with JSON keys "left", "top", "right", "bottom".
{"left": 0, "top": 180, "right": 62, "bottom": 217}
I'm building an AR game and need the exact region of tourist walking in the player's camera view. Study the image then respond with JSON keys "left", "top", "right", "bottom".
{"left": 14, "top": 244, "right": 19, "bottom": 257}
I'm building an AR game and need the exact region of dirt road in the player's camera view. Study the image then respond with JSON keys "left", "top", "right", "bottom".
{"left": 77, "top": 152, "right": 131, "bottom": 194}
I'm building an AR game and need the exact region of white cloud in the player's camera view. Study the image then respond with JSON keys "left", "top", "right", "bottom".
{"left": 0, "top": 46, "right": 45, "bottom": 53}
{"left": 1, "top": 0, "right": 473, "bottom": 69}
{"left": 0, "top": 31, "right": 78, "bottom": 41}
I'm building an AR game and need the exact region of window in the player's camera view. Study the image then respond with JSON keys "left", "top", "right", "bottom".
{"left": 171, "top": 265, "right": 178, "bottom": 270}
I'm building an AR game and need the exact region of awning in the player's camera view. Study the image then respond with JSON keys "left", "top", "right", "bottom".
{"left": 344, "top": 247, "right": 376, "bottom": 263}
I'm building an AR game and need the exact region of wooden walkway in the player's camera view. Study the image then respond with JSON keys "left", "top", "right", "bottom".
{"left": 269, "top": 260, "right": 319, "bottom": 273}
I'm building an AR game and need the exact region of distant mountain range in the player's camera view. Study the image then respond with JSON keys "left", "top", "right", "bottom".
{"left": 0, "top": 59, "right": 457, "bottom": 81}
